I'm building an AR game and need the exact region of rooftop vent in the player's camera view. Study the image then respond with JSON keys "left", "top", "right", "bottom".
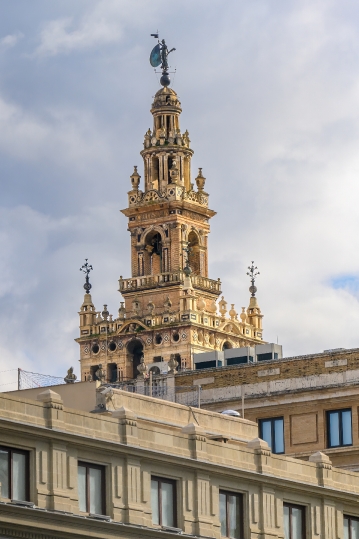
{"left": 221, "top": 410, "right": 241, "bottom": 417}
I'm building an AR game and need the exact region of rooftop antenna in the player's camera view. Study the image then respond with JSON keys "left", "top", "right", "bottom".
{"left": 149, "top": 32, "right": 176, "bottom": 87}
{"left": 80, "top": 259, "right": 93, "bottom": 294}
{"left": 246, "top": 261, "right": 260, "bottom": 297}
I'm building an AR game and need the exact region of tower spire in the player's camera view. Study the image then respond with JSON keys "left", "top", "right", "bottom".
{"left": 80, "top": 259, "right": 93, "bottom": 294}
{"left": 246, "top": 261, "right": 260, "bottom": 297}
{"left": 76, "top": 43, "right": 266, "bottom": 384}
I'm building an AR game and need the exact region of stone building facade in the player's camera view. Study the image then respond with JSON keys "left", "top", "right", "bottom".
{"left": 172, "top": 347, "right": 359, "bottom": 470}
{"left": 2, "top": 384, "right": 359, "bottom": 538}
{"left": 76, "top": 83, "right": 264, "bottom": 383}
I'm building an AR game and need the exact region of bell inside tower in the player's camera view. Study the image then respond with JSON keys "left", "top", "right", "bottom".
{"left": 144, "top": 231, "right": 163, "bottom": 275}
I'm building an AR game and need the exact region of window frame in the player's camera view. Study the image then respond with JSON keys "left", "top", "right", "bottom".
{"left": 327, "top": 408, "right": 352, "bottom": 448}
{"left": 283, "top": 502, "right": 305, "bottom": 539}
{"left": 219, "top": 489, "right": 243, "bottom": 539}
{"left": 151, "top": 475, "right": 177, "bottom": 528}
{"left": 78, "top": 461, "right": 106, "bottom": 515}
{"left": 258, "top": 416, "right": 285, "bottom": 454}
{"left": 344, "top": 515, "right": 359, "bottom": 539}
{"left": 0, "top": 445, "right": 30, "bottom": 501}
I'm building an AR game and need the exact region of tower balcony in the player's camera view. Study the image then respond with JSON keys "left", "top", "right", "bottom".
{"left": 119, "top": 271, "right": 221, "bottom": 295}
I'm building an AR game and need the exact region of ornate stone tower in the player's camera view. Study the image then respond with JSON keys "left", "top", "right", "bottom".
{"left": 76, "top": 41, "right": 264, "bottom": 383}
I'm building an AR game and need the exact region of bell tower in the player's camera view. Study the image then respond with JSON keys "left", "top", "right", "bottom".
{"left": 76, "top": 39, "right": 265, "bottom": 383}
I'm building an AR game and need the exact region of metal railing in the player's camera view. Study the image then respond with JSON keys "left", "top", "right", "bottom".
{"left": 103, "top": 380, "right": 200, "bottom": 407}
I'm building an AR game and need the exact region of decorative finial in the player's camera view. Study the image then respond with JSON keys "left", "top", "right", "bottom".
{"left": 130, "top": 166, "right": 141, "bottom": 190}
{"left": 195, "top": 168, "right": 206, "bottom": 191}
{"left": 246, "top": 261, "right": 260, "bottom": 297}
{"left": 102, "top": 304, "right": 109, "bottom": 320}
{"left": 80, "top": 259, "right": 93, "bottom": 294}
{"left": 149, "top": 34, "right": 176, "bottom": 87}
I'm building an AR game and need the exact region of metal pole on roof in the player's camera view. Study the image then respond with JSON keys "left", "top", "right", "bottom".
{"left": 242, "top": 385, "right": 245, "bottom": 418}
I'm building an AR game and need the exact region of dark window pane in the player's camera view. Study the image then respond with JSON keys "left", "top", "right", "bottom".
{"left": 329, "top": 412, "right": 340, "bottom": 447}
{"left": 261, "top": 420, "right": 272, "bottom": 450}
{"left": 342, "top": 410, "right": 352, "bottom": 445}
{"left": 274, "top": 419, "right": 284, "bottom": 453}
{"left": 151, "top": 480, "right": 160, "bottom": 525}
{"left": 0, "top": 450, "right": 9, "bottom": 499}
{"left": 12, "top": 452, "right": 26, "bottom": 501}
{"left": 78, "top": 466, "right": 86, "bottom": 512}
{"left": 220, "top": 491, "right": 242, "bottom": 539}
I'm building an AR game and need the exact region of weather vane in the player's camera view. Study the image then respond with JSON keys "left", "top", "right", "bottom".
{"left": 182, "top": 242, "right": 193, "bottom": 277}
{"left": 149, "top": 32, "right": 176, "bottom": 87}
{"left": 80, "top": 259, "right": 93, "bottom": 294}
{"left": 246, "top": 261, "right": 260, "bottom": 297}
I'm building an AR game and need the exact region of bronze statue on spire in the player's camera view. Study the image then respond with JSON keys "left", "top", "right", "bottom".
{"left": 149, "top": 34, "right": 176, "bottom": 87}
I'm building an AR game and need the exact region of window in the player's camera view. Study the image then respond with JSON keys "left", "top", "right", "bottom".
{"left": 219, "top": 491, "right": 243, "bottom": 539}
{"left": 284, "top": 503, "right": 305, "bottom": 539}
{"left": 151, "top": 476, "right": 176, "bottom": 527}
{"left": 0, "top": 447, "right": 29, "bottom": 501}
{"left": 344, "top": 515, "right": 359, "bottom": 539}
{"left": 78, "top": 462, "right": 105, "bottom": 515}
{"left": 327, "top": 409, "right": 352, "bottom": 448}
{"left": 259, "top": 417, "right": 284, "bottom": 454}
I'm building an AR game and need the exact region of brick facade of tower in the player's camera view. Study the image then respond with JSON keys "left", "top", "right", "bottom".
{"left": 76, "top": 85, "right": 264, "bottom": 383}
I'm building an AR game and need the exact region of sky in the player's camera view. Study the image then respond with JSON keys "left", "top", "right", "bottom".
{"left": 1, "top": 0, "right": 359, "bottom": 389}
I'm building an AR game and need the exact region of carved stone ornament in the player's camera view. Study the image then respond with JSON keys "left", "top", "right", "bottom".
{"left": 168, "top": 354, "right": 179, "bottom": 374}
{"left": 130, "top": 166, "right": 141, "bottom": 190}
{"left": 64, "top": 367, "right": 77, "bottom": 384}
{"left": 195, "top": 168, "right": 206, "bottom": 191}
{"left": 147, "top": 300, "right": 155, "bottom": 315}
{"left": 95, "top": 364, "right": 106, "bottom": 385}
{"left": 137, "top": 355, "right": 148, "bottom": 379}
{"left": 229, "top": 304, "right": 237, "bottom": 320}
{"left": 219, "top": 296, "right": 227, "bottom": 318}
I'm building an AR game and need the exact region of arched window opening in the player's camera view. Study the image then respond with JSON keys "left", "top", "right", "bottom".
{"left": 166, "top": 116, "right": 171, "bottom": 137}
{"left": 168, "top": 157, "right": 174, "bottom": 183}
{"left": 90, "top": 365, "right": 100, "bottom": 381}
{"left": 188, "top": 231, "right": 201, "bottom": 275}
{"left": 127, "top": 339, "right": 144, "bottom": 379}
{"left": 107, "top": 363, "right": 118, "bottom": 383}
{"left": 151, "top": 157, "right": 159, "bottom": 190}
{"left": 222, "top": 341, "right": 233, "bottom": 351}
{"left": 144, "top": 231, "right": 163, "bottom": 275}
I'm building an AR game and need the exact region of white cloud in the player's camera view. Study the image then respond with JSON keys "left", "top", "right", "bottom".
{"left": 0, "top": 93, "right": 112, "bottom": 171}
{"left": 34, "top": 0, "right": 153, "bottom": 57}
{"left": 2, "top": 0, "right": 359, "bottom": 380}
{"left": 0, "top": 32, "right": 23, "bottom": 49}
